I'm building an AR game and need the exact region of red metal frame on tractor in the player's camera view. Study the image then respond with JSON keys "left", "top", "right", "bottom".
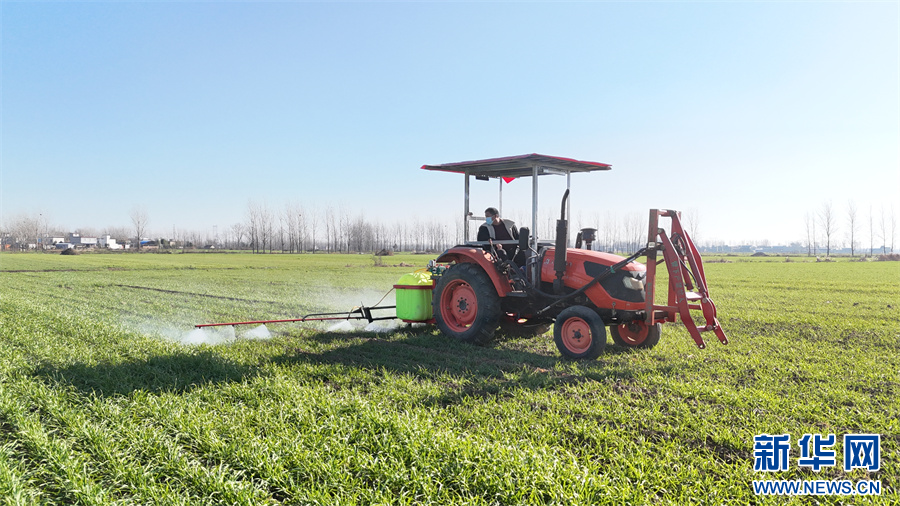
{"left": 644, "top": 209, "right": 728, "bottom": 349}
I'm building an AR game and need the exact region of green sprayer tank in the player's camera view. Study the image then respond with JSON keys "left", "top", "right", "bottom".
{"left": 393, "top": 271, "right": 434, "bottom": 322}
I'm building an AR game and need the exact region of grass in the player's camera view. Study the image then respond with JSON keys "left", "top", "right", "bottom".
{"left": 0, "top": 252, "right": 897, "bottom": 504}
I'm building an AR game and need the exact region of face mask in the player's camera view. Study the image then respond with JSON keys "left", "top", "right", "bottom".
{"left": 485, "top": 217, "right": 493, "bottom": 225}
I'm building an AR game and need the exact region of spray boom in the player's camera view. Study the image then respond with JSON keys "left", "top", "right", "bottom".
{"left": 194, "top": 305, "right": 396, "bottom": 328}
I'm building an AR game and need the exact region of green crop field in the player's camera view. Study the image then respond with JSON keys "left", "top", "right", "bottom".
{"left": 0, "top": 252, "right": 897, "bottom": 505}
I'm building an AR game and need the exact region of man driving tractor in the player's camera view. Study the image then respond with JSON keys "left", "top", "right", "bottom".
{"left": 476, "top": 207, "right": 522, "bottom": 265}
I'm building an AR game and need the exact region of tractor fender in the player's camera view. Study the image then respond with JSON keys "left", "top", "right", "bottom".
{"left": 435, "top": 247, "right": 511, "bottom": 298}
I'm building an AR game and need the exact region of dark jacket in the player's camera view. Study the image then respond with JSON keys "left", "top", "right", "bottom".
{"left": 477, "top": 219, "right": 518, "bottom": 259}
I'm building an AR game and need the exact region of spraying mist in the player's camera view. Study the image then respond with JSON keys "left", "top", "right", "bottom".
{"left": 132, "top": 320, "right": 277, "bottom": 346}
{"left": 128, "top": 283, "right": 405, "bottom": 345}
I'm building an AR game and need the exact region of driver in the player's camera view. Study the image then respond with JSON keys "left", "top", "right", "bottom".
{"left": 477, "top": 207, "right": 520, "bottom": 263}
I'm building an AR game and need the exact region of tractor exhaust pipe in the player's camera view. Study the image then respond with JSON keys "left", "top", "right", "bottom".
{"left": 553, "top": 190, "right": 569, "bottom": 293}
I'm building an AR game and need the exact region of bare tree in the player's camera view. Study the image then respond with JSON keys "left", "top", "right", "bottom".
{"left": 869, "top": 205, "right": 875, "bottom": 256}
{"left": 891, "top": 204, "right": 897, "bottom": 253}
{"left": 324, "top": 206, "right": 336, "bottom": 253}
{"left": 846, "top": 200, "right": 858, "bottom": 257}
{"left": 393, "top": 221, "right": 406, "bottom": 252}
{"left": 879, "top": 205, "right": 888, "bottom": 254}
{"left": 339, "top": 206, "right": 352, "bottom": 253}
{"left": 424, "top": 218, "right": 437, "bottom": 252}
{"left": 804, "top": 212, "right": 815, "bottom": 257}
{"left": 130, "top": 206, "right": 149, "bottom": 250}
{"left": 409, "top": 218, "right": 421, "bottom": 252}
{"left": 230, "top": 222, "right": 246, "bottom": 250}
{"left": 684, "top": 208, "right": 701, "bottom": 244}
{"left": 307, "top": 206, "right": 319, "bottom": 253}
{"left": 0, "top": 220, "right": 9, "bottom": 250}
{"left": 285, "top": 202, "right": 304, "bottom": 253}
{"left": 261, "top": 204, "right": 274, "bottom": 253}
{"left": 246, "top": 201, "right": 261, "bottom": 253}
{"left": 296, "top": 205, "right": 308, "bottom": 253}
{"left": 245, "top": 200, "right": 273, "bottom": 253}
{"left": 819, "top": 201, "right": 836, "bottom": 257}
{"left": 348, "top": 214, "right": 367, "bottom": 252}
{"left": 601, "top": 211, "right": 618, "bottom": 252}
{"left": 37, "top": 214, "right": 49, "bottom": 250}
{"left": 280, "top": 204, "right": 294, "bottom": 253}
{"left": 9, "top": 213, "right": 43, "bottom": 250}
{"left": 625, "top": 212, "right": 643, "bottom": 253}
{"left": 812, "top": 213, "right": 817, "bottom": 256}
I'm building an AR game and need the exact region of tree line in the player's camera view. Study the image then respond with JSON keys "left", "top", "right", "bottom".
{"left": 805, "top": 200, "right": 896, "bottom": 257}
{"left": 234, "top": 202, "right": 659, "bottom": 255}
{"left": 236, "top": 201, "right": 457, "bottom": 254}
{"left": 3, "top": 200, "right": 896, "bottom": 256}
{"left": 1, "top": 201, "right": 657, "bottom": 255}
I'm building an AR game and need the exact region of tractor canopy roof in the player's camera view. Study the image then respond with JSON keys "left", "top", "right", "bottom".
{"left": 421, "top": 153, "right": 611, "bottom": 179}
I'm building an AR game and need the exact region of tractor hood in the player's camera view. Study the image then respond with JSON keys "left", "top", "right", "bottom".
{"left": 551, "top": 249, "right": 646, "bottom": 272}
{"left": 540, "top": 248, "right": 647, "bottom": 309}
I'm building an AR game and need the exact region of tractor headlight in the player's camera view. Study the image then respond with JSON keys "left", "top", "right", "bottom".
{"left": 622, "top": 272, "right": 646, "bottom": 291}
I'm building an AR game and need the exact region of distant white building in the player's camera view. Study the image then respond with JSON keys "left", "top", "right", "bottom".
{"left": 99, "top": 235, "right": 124, "bottom": 250}
{"left": 68, "top": 233, "right": 98, "bottom": 248}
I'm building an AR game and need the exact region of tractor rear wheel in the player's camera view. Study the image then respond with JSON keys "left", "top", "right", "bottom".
{"left": 553, "top": 306, "right": 606, "bottom": 359}
{"left": 433, "top": 263, "right": 500, "bottom": 345}
{"left": 610, "top": 321, "right": 661, "bottom": 349}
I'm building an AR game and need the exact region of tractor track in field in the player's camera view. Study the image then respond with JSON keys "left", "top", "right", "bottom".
{"left": 113, "top": 284, "right": 273, "bottom": 304}
{"left": 1, "top": 269, "right": 83, "bottom": 273}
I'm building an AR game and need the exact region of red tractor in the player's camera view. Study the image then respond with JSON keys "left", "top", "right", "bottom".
{"left": 422, "top": 154, "right": 728, "bottom": 359}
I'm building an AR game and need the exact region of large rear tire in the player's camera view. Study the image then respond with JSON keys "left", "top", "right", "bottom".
{"left": 432, "top": 263, "right": 500, "bottom": 345}
{"left": 553, "top": 306, "right": 606, "bottom": 360}
{"left": 610, "top": 321, "right": 661, "bottom": 349}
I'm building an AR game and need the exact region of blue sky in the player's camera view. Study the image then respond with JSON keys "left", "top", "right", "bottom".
{"left": 2, "top": 1, "right": 898, "bottom": 245}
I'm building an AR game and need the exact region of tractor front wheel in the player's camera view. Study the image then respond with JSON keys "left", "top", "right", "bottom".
{"left": 553, "top": 306, "right": 606, "bottom": 359}
{"left": 610, "top": 321, "right": 661, "bottom": 349}
{"left": 433, "top": 263, "right": 500, "bottom": 345}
